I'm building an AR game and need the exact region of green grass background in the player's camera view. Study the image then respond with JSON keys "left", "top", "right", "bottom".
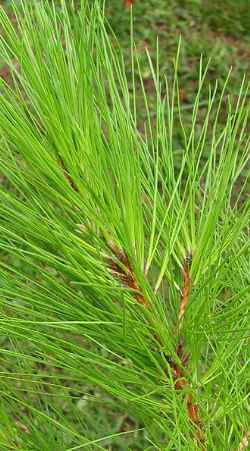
{"left": 107, "top": 0, "right": 250, "bottom": 91}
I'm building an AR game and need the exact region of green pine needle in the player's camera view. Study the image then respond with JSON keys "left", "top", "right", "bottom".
{"left": 0, "top": 1, "right": 249, "bottom": 449}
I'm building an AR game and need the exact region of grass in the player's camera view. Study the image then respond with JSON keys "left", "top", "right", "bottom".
{"left": 2, "top": 0, "right": 250, "bottom": 129}
{"left": 107, "top": 0, "right": 250, "bottom": 125}
{"left": 0, "top": 1, "right": 249, "bottom": 450}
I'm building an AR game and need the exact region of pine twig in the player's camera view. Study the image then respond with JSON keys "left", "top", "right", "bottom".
{"left": 172, "top": 251, "right": 206, "bottom": 450}
{"left": 106, "top": 240, "right": 148, "bottom": 307}
{"left": 107, "top": 242, "right": 205, "bottom": 447}
{"left": 59, "top": 157, "right": 79, "bottom": 192}
{"left": 178, "top": 252, "right": 192, "bottom": 329}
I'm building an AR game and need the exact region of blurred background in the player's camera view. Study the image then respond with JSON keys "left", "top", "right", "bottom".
{"left": 107, "top": 0, "right": 250, "bottom": 125}
{"left": 2, "top": 0, "right": 250, "bottom": 96}
{"left": 1, "top": 0, "right": 250, "bottom": 126}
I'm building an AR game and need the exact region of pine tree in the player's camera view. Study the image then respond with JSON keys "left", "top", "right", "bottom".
{"left": 0, "top": 2, "right": 249, "bottom": 449}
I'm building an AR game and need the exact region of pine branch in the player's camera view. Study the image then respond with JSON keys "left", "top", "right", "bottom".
{"left": 0, "top": 2, "right": 249, "bottom": 448}
{"left": 171, "top": 252, "right": 205, "bottom": 450}
{"left": 107, "top": 242, "right": 206, "bottom": 448}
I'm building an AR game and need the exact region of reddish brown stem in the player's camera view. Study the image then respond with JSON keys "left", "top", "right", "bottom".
{"left": 59, "top": 157, "right": 79, "bottom": 192}
{"left": 106, "top": 243, "right": 205, "bottom": 447}
{"left": 178, "top": 261, "right": 192, "bottom": 328}
{"left": 168, "top": 344, "right": 205, "bottom": 448}
{"left": 107, "top": 241, "right": 148, "bottom": 307}
{"left": 172, "top": 255, "right": 205, "bottom": 449}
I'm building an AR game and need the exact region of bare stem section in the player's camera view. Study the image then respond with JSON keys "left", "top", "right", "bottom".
{"left": 178, "top": 259, "right": 192, "bottom": 329}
